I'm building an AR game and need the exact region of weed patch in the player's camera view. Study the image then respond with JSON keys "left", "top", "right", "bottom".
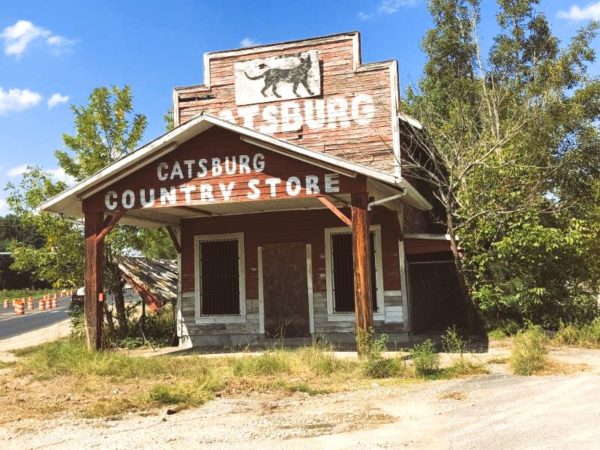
{"left": 553, "top": 319, "right": 600, "bottom": 349}
{"left": 510, "top": 326, "right": 549, "bottom": 375}
{"left": 410, "top": 340, "right": 440, "bottom": 377}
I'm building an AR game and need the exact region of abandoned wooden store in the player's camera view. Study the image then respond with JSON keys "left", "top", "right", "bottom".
{"left": 40, "top": 32, "right": 467, "bottom": 349}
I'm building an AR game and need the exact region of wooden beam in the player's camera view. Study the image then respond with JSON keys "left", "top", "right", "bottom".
{"left": 317, "top": 196, "right": 352, "bottom": 227}
{"left": 97, "top": 210, "right": 125, "bottom": 243}
{"left": 166, "top": 225, "right": 182, "bottom": 254}
{"left": 351, "top": 192, "right": 373, "bottom": 354}
{"left": 174, "top": 206, "right": 212, "bottom": 216}
{"left": 84, "top": 211, "right": 104, "bottom": 350}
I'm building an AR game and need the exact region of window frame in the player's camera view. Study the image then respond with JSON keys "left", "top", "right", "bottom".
{"left": 194, "top": 232, "right": 246, "bottom": 324}
{"left": 324, "top": 225, "right": 385, "bottom": 321}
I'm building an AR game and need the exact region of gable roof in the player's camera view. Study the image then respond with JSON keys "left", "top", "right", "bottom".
{"left": 39, "top": 113, "right": 431, "bottom": 225}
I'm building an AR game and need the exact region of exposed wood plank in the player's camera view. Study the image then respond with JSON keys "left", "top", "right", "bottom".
{"left": 317, "top": 195, "right": 352, "bottom": 227}
{"left": 84, "top": 211, "right": 104, "bottom": 350}
{"left": 166, "top": 225, "right": 182, "bottom": 254}
{"left": 174, "top": 206, "right": 212, "bottom": 216}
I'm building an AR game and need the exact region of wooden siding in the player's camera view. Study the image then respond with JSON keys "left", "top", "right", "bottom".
{"left": 178, "top": 206, "right": 406, "bottom": 338}
{"left": 174, "top": 34, "right": 399, "bottom": 174}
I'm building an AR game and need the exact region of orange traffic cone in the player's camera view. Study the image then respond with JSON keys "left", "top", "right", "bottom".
{"left": 51, "top": 294, "right": 58, "bottom": 309}
{"left": 27, "top": 297, "right": 34, "bottom": 311}
{"left": 39, "top": 297, "right": 46, "bottom": 311}
{"left": 15, "top": 300, "right": 25, "bottom": 315}
{"left": 3, "top": 299, "right": 8, "bottom": 309}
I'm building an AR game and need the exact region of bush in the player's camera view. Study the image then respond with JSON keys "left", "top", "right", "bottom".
{"left": 410, "top": 340, "right": 439, "bottom": 376}
{"left": 69, "top": 304, "right": 85, "bottom": 341}
{"left": 230, "top": 352, "right": 291, "bottom": 376}
{"left": 105, "top": 306, "right": 177, "bottom": 349}
{"left": 510, "top": 326, "right": 548, "bottom": 375}
{"left": 361, "top": 334, "right": 401, "bottom": 378}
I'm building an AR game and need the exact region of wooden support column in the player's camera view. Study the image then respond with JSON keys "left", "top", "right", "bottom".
{"left": 351, "top": 192, "right": 373, "bottom": 351}
{"left": 84, "top": 211, "right": 104, "bottom": 350}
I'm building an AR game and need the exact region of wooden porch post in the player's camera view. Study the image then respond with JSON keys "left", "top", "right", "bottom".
{"left": 84, "top": 211, "right": 104, "bottom": 350}
{"left": 351, "top": 192, "right": 373, "bottom": 353}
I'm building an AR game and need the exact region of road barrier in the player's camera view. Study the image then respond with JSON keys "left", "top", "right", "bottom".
{"left": 51, "top": 294, "right": 58, "bottom": 309}
{"left": 3, "top": 299, "right": 8, "bottom": 309}
{"left": 14, "top": 299, "right": 25, "bottom": 315}
{"left": 39, "top": 297, "right": 46, "bottom": 311}
{"left": 27, "top": 296, "right": 34, "bottom": 311}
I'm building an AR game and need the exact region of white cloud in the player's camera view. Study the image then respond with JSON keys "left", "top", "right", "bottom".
{"left": 359, "top": 0, "right": 418, "bottom": 20}
{"left": 7, "top": 164, "right": 30, "bottom": 177}
{"left": 47, "top": 93, "right": 69, "bottom": 109}
{"left": 0, "top": 20, "right": 74, "bottom": 56}
{"left": 240, "top": 38, "right": 260, "bottom": 48}
{"left": 0, "top": 87, "right": 42, "bottom": 114}
{"left": 558, "top": 2, "right": 600, "bottom": 20}
{"left": 48, "top": 167, "right": 75, "bottom": 185}
{"left": 0, "top": 198, "right": 8, "bottom": 217}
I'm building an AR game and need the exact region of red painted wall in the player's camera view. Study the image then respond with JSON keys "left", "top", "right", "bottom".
{"left": 181, "top": 206, "right": 402, "bottom": 298}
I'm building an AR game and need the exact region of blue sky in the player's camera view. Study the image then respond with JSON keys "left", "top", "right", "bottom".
{"left": 0, "top": 0, "right": 598, "bottom": 215}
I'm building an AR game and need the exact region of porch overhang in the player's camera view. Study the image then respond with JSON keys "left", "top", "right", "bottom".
{"left": 39, "top": 113, "right": 432, "bottom": 227}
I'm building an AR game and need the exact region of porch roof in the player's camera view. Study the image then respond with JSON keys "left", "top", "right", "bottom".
{"left": 39, "top": 113, "right": 432, "bottom": 227}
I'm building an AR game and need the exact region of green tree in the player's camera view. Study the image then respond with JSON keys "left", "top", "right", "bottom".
{"left": 8, "top": 86, "right": 176, "bottom": 341}
{"left": 404, "top": 0, "right": 600, "bottom": 328}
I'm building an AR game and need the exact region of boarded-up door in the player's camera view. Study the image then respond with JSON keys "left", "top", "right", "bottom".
{"left": 262, "top": 242, "right": 310, "bottom": 338}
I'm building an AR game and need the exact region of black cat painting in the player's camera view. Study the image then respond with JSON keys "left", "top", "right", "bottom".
{"left": 244, "top": 54, "right": 315, "bottom": 99}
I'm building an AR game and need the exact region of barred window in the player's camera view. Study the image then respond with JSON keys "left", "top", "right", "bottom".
{"left": 330, "top": 232, "right": 378, "bottom": 313}
{"left": 197, "top": 237, "right": 242, "bottom": 316}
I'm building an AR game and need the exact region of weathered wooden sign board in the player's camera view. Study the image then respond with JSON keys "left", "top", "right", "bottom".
{"left": 174, "top": 33, "right": 400, "bottom": 174}
{"left": 234, "top": 50, "right": 321, "bottom": 105}
{"left": 84, "top": 128, "right": 364, "bottom": 212}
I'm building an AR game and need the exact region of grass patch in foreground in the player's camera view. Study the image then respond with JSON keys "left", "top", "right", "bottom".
{"left": 3, "top": 338, "right": 496, "bottom": 421}
{"left": 229, "top": 351, "right": 291, "bottom": 376}
{"left": 0, "top": 360, "right": 16, "bottom": 369}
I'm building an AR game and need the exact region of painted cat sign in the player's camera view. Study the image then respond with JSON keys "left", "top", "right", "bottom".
{"left": 102, "top": 151, "right": 347, "bottom": 211}
{"left": 234, "top": 51, "right": 321, "bottom": 105}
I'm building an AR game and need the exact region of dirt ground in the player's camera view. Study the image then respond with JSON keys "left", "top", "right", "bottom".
{"left": 1, "top": 343, "right": 600, "bottom": 449}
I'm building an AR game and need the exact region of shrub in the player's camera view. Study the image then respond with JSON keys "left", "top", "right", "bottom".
{"left": 441, "top": 326, "right": 467, "bottom": 356}
{"left": 105, "top": 306, "right": 177, "bottom": 349}
{"left": 361, "top": 334, "right": 401, "bottom": 378}
{"left": 410, "top": 340, "right": 439, "bottom": 376}
{"left": 230, "top": 352, "right": 291, "bottom": 376}
{"left": 510, "top": 326, "right": 548, "bottom": 375}
{"left": 68, "top": 304, "right": 85, "bottom": 341}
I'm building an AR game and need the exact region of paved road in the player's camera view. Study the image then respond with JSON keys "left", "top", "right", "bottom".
{"left": 0, "top": 299, "right": 70, "bottom": 340}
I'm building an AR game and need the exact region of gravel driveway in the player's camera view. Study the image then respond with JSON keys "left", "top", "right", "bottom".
{"left": 3, "top": 349, "right": 600, "bottom": 450}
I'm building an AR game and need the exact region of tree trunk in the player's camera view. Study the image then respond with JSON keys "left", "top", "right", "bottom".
{"left": 446, "top": 211, "right": 481, "bottom": 332}
{"left": 105, "top": 257, "right": 129, "bottom": 337}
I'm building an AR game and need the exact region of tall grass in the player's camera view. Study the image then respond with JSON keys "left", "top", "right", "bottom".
{"left": 15, "top": 339, "right": 207, "bottom": 380}
{"left": 554, "top": 318, "right": 600, "bottom": 349}
{"left": 229, "top": 351, "right": 291, "bottom": 376}
{"left": 298, "top": 341, "right": 347, "bottom": 376}
{"left": 510, "top": 326, "right": 548, "bottom": 375}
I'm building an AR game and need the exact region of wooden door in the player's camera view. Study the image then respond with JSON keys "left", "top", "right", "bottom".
{"left": 262, "top": 242, "right": 310, "bottom": 338}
